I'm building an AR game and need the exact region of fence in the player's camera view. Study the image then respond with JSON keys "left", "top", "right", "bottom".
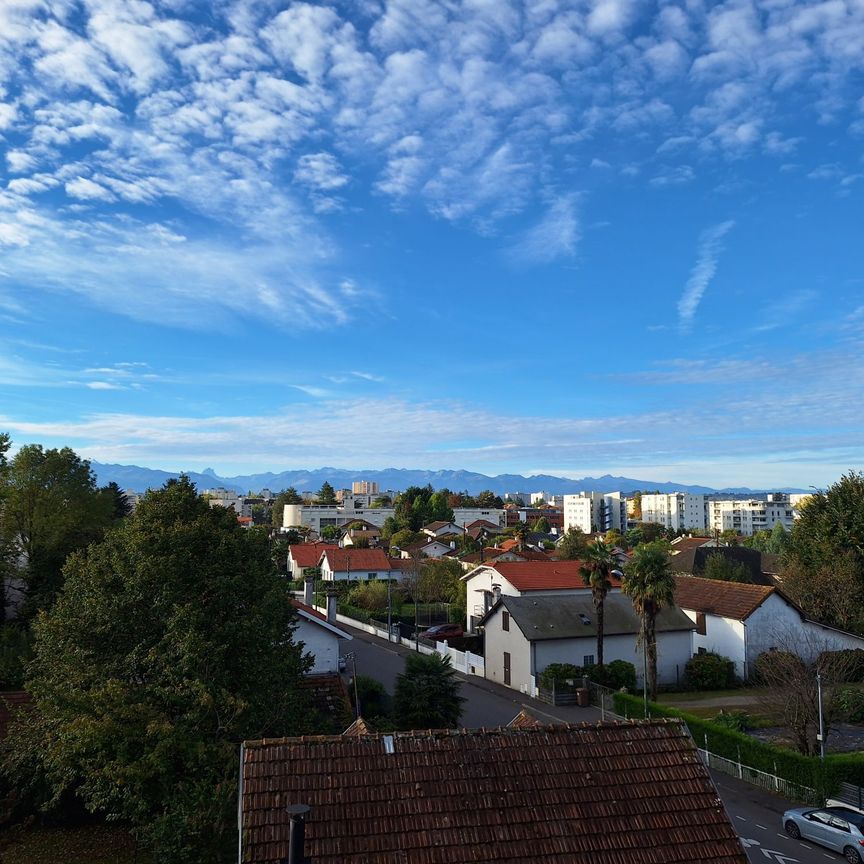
{"left": 697, "top": 746, "right": 819, "bottom": 804}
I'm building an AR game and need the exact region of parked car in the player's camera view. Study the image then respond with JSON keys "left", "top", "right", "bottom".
{"left": 418, "top": 623, "right": 464, "bottom": 641}
{"left": 783, "top": 806, "right": 864, "bottom": 862}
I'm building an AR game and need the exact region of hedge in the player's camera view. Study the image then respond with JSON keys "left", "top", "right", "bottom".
{"left": 610, "top": 691, "right": 862, "bottom": 799}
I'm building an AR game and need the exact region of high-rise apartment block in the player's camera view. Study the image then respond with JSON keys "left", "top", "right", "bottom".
{"left": 563, "top": 492, "right": 627, "bottom": 534}
{"left": 640, "top": 493, "right": 707, "bottom": 531}
{"left": 352, "top": 480, "right": 379, "bottom": 495}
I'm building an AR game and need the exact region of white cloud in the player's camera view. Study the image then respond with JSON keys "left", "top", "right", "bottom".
{"left": 677, "top": 220, "right": 735, "bottom": 331}
{"left": 294, "top": 152, "right": 349, "bottom": 190}
{"left": 509, "top": 195, "right": 580, "bottom": 264}
{"left": 65, "top": 177, "right": 116, "bottom": 202}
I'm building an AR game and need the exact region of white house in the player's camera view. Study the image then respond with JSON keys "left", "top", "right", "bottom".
{"left": 319, "top": 548, "right": 396, "bottom": 582}
{"left": 422, "top": 521, "right": 465, "bottom": 538}
{"left": 462, "top": 560, "right": 624, "bottom": 633}
{"left": 674, "top": 575, "right": 864, "bottom": 679}
{"left": 290, "top": 598, "right": 353, "bottom": 675}
{"left": 399, "top": 538, "right": 455, "bottom": 559}
{"left": 480, "top": 593, "right": 695, "bottom": 695}
{"left": 287, "top": 543, "right": 338, "bottom": 579}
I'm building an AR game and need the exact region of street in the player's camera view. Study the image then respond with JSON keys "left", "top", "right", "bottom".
{"left": 341, "top": 624, "right": 847, "bottom": 864}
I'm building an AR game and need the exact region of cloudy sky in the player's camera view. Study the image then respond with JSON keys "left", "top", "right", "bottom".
{"left": 1, "top": 0, "right": 862, "bottom": 488}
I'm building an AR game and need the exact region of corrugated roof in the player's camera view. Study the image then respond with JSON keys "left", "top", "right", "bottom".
{"left": 492, "top": 593, "right": 694, "bottom": 640}
{"left": 288, "top": 544, "right": 339, "bottom": 568}
{"left": 321, "top": 548, "right": 393, "bottom": 572}
{"left": 674, "top": 575, "right": 776, "bottom": 621}
{"left": 492, "top": 560, "right": 622, "bottom": 591}
{"left": 240, "top": 720, "right": 746, "bottom": 864}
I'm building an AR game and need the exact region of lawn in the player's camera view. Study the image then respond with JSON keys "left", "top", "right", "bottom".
{"left": 0, "top": 823, "right": 152, "bottom": 864}
{"left": 656, "top": 686, "right": 776, "bottom": 722}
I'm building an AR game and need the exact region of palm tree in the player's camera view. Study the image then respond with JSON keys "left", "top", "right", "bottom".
{"left": 580, "top": 539, "right": 618, "bottom": 667}
{"left": 622, "top": 541, "right": 676, "bottom": 701}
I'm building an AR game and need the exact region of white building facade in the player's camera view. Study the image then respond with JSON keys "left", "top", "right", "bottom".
{"left": 563, "top": 492, "right": 627, "bottom": 534}
{"left": 640, "top": 493, "right": 707, "bottom": 531}
{"left": 706, "top": 495, "right": 795, "bottom": 536}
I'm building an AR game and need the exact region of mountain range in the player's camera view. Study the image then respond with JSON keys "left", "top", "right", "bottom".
{"left": 90, "top": 462, "right": 807, "bottom": 497}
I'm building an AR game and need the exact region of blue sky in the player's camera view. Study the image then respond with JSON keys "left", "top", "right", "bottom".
{"left": 1, "top": 0, "right": 862, "bottom": 488}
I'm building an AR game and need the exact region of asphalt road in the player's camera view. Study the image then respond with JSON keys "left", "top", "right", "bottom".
{"left": 341, "top": 625, "right": 849, "bottom": 864}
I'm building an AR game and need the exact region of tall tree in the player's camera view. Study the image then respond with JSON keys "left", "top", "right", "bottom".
{"left": 393, "top": 652, "right": 464, "bottom": 730}
{"left": 701, "top": 553, "right": 752, "bottom": 583}
{"left": 317, "top": 481, "right": 337, "bottom": 505}
{"left": 3, "top": 476, "right": 312, "bottom": 860}
{"left": 580, "top": 539, "right": 619, "bottom": 667}
{"left": 622, "top": 541, "right": 676, "bottom": 700}
{"left": 270, "top": 488, "right": 304, "bottom": 530}
{"left": 101, "top": 481, "right": 133, "bottom": 521}
{"left": 556, "top": 526, "right": 588, "bottom": 560}
{"left": 0, "top": 443, "right": 113, "bottom": 618}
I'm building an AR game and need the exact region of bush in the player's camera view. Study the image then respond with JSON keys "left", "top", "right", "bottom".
{"left": 353, "top": 675, "right": 392, "bottom": 719}
{"left": 684, "top": 652, "right": 735, "bottom": 690}
{"left": 753, "top": 649, "right": 805, "bottom": 685}
{"left": 0, "top": 624, "right": 33, "bottom": 690}
{"left": 713, "top": 710, "right": 750, "bottom": 731}
{"left": 836, "top": 687, "right": 864, "bottom": 723}
{"left": 539, "top": 663, "right": 582, "bottom": 689}
{"left": 584, "top": 660, "right": 636, "bottom": 691}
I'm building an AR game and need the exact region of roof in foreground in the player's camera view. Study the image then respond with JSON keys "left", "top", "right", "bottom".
{"left": 489, "top": 559, "right": 623, "bottom": 591}
{"left": 240, "top": 719, "right": 746, "bottom": 864}
{"left": 674, "top": 574, "right": 776, "bottom": 620}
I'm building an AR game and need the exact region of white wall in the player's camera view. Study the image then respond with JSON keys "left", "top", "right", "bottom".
{"left": 294, "top": 619, "right": 346, "bottom": 675}
{"left": 682, "top": 609, "right": 747, "bottom": 677}
{"left": 452, "top": 508, "right": 506, "bottom": 528}
{"left": 484, "top": 614, "right": 534, "bottom": 693}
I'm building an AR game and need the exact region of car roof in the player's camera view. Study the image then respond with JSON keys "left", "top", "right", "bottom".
{"left": 826, "top": 807, "right": 864, "bottom": 826}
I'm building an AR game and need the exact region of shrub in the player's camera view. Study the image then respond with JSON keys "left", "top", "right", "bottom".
{"left": 353, "top": 675, "right": 392, "bottom": 719}
{"left": 836, "top": 687, "right": 864, "bottom": 723}
{"left": 818, "top": 649, "right": 864, "bottom": 682}
{"left": 713, "top": 710, "right": 751, "bottom": 731}
{"left": 584, "top": 660, "right": 637, "bottom": 691}
{"left": 539, "top": 663, "right": 582, "bottom": 689}
{"left": 753, "top": 649, "right": 805, "bottom": 684}
{"left": 684, "top": 652, "right": 735, "bottom": 690}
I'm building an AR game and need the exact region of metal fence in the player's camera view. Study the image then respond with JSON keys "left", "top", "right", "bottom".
{"left": 697, "top": 748, "right": 819, "bottom": 804}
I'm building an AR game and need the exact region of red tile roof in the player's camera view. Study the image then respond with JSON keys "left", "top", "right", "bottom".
{"left": 321, "top": 548, "right": 393, "bottom": 572}
{"left": 240, "top": 719, "right": 746, "bottom": 864}
{"left": 288, "top": 544, "right": 339, "bottom": 569}
{"left": 289, "top": 598, "right": 328, "bottom": 623}
{"left": 674, "top": 575, "right": 775, "bottom": 621}
{"left": 491, "top": 560, "right": 622, "bottom": 591}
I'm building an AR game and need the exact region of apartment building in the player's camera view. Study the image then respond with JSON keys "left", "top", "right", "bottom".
{"left": 563, "top": 492, "right": 627, "bottom": 534}
{"left": 707, "top": 494, "right": 795, "bottom": 536}
{"left": 640, "top": 493, "right": 707, "bottom": 531}
{"left": 283, "top": 502, "right": 396, "bottom": 532}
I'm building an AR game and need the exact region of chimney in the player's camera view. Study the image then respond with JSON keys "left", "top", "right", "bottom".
{"left": 304, "top": 576, "right": 314, "bottom": 607}
{"left": 285, "top": 803, "right": 310, "bottom": 864}
{"left": 326, "top": 591, "right": 338, "bottom": 624}
{"left": 492, "top": 584, "right": 501, "bottom": 604}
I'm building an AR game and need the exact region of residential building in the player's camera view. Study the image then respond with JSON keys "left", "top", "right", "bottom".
{"left": 669, "top": 546, "right": 772, "bottom": 584}
{"left": 452, "top": 507, "right": 506, "bottom": 528}
{"left": 398, "top": 538, "right": 455, "bottom": 559}
{"left": 462, "top": 559, "right": 623, "bottom": 633}
{"left": 319, "top": 548, "right": 396, "bottom": 582}
{"left": 530, "top": 492, "right": 563, "bottom": 506}
{"left": 481, "top": 593, "right": 694, "bottom": 694}
{"left": 675, "top": 575, "right": 864, "bottom": 679}
{"left": 707, "top": 495, "right": 795, "bottom": 536}
{"left": 205, "top": 487, "right": 240, "bottom": 511}
{"left": 290, "top": 597, "right": 353, "bottom": 675}
{"left": 563, "top": 491, "right": 627, "bottom": 533}
{"left": 640, "top": 492, "right": 707, "bottom": 531}
{"left": 282, "top": 502, "right": 396, "bottom": 532}
{"left": 287, "top": 544, "right": 339, "bottom": 579}
{"left": 351, "top": 480, "right": 379, "bottom": 495}
{"left": 239, "top": 721, "right": 747, "bottom": 864}
{"left": 516, "top": 507, "right": 564, "bottom": 532}
{"left": 421, "top": 520, "right": 464, "bottom": 538}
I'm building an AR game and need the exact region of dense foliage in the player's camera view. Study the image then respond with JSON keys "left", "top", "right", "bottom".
{"left": 684, "top": 652, "right": 736, "bottom": 690}
{"left": 2, "top": 477, "right": 313, "bottom": 862}
{"left": 393, "top": 652, "right": 464, "bottom": 730}
{"left": 701, "top": 553, "right": 753, "bottom": 583}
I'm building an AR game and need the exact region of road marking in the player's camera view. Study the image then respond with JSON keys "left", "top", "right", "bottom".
{"left": 740, "top": 837, "right": 761, "bottom": 848}
{"left": 760, "top": 849, "right": 799, "bottom": 863}
{"left": 736, "top": 815, "right": 748, "bottom": 821}
{"left": 756, "top": 824, "right": 767, "bottom": 830}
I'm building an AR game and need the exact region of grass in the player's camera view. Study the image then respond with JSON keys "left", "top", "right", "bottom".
{"left": 0, "top": 823, "right": 152, "bottom": 864}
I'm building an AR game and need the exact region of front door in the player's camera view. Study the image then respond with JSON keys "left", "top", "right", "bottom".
{"left": 503, "top": 651, "right": 511, "bottom": 686}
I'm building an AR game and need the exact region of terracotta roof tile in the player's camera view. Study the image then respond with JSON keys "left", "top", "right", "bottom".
{"left": 674, "top": 575, "right": 775, "bottom": 620}
{"left": 240, "top": 719, "right": 746, "bottom": 864}
{"left": 288, "top": 544, "right": 339, "bottom": 568}
{"left": 321, "top": 548, "right": 393, "bottom": 572}
{"left": 491, "top": 560, "right": 622, "bottom": 592}
{"left": 507, "top": 709, "right": 542, "bottom": 728}
{"left": 297, "top": 674, "right": 352, "bottom": 732}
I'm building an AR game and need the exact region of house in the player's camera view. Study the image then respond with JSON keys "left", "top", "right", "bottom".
{"left": 397, "top": 538, "right": 455, "bottom": 559}
{"left": 287, "top": 543, "right": 339, "bottom": 579}
{"left": 339, "top": 519, "right": 382, "bottom": 547}
{"left": 421, "top": 520, "right": 465, "bottom": 538}
{"left": 480, "top": 593, "right": 694, "bottom": 694}
{"left": 238, "top": 720, "right": 747, "bottom": 864}
{"left": 674, "top": 575, "right": 864, "bottom": 679}
{"left": 669, "top": 546, "right": 774, "bottom": 585}
{"left": 462, "top": 559, "right": 623, "bottom": 633}
{"left": 319, "top": 548, "right": 395, "bottom": 582}
{"left": 290, "top": 597, "right": 353, "bottom": 675}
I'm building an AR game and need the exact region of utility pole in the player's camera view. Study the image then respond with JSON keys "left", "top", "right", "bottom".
{"left": 817, "top": 672, "right": 826, "bottom": 760}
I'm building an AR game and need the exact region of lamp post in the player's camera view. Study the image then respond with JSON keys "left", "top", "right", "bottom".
{"left": 345, "top": 651, "right": 360, "bottom": 718}
{"left": 817, "top": 672, "right": 825, "bottom": 760}
{"left": 387, "top": 576, "right": 393, "bottom": 643}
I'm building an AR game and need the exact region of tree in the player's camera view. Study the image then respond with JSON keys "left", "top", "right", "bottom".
{"left": 102, "top": 481, "right": 133, "bottom": 521}
{"left": 702, "top": 553, "right": 752, "bottom": 583}
{"left": 3, "top": 476, "right": 313, "bottom": 860}
{"left": 393, "top": 652, "right": 464, "bottom": 730}
{"left": 475, "top": 490, "right": 504, "bottom": 508}
{"left": 0, "top": 443, "right": 114, "bottom": 618}
{"left": 427, "top": 490, "right": 454, "bottom": 524}
{"left": 631, "top": 491, "right": 642, "bottom": 520}
{"left": 782, "top": 472, "right": 864, "bottom": 634}
{"left": 321, "top": 524, "right": 340, "bottom": 541}
{"left": 580, "top": 540, "right": 619, "bottom": 667}
{"left": 317, "top": 481, "right": 337, "bottom": 505}
{"left": 270, "top": 488, "right": 304, "bottom": 530}
{"left": 531, "top": 516, "right": 551, "bottom": 534}
{"left": 556, "top": 526, "right": 588, "bottom": 560}
{"left": 416, "top": 558, "right": 464, "bottom": 606}
{"left": 622, "top": 541, "right": 676, "bottom": 700}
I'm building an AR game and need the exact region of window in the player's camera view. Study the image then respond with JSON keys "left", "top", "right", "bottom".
{"left": 367, "top": 572, "right": 377, "bottom": 579}
{"left": 503, "top": 651, "right": 511, "bottom": 686}
{"left": 696, "top": 612, "right": 706, "bottom": 635}
{"left": 502, "top": 610, "right": 510, "bottom": 632}
{"left": 583, "top": 654, "right": 594, "bottom": 666}
{"left": 698, "top": 647, "right": 707, "bottom": 655}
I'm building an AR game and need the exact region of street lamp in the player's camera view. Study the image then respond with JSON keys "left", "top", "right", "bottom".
{"left": 817, "top": 672, "right": 826, "bottom": 760}
{"left": 345, "top": 651, "right": 360, "bottom": 718}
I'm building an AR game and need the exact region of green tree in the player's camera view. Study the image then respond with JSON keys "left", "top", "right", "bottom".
{"left": 702, "top": 553, "right": 752, "bottom": 583}
{"left": 317, "top": 481, "right": 337, "bottom": 505}
{"left": 393, "top": 653, "right": 464, "bottom": 730}
{"left": 3, "top": 476, "right": 312, "bottom": 860}
{"left": 0, "top": 443, "right": 113, "bottom": 618}
{"left": 531, "top": 516, "right": 551, "bottom": 534}
{"left": 631, "top": 491, "right": 642, "bottom": 520}
{"left": 416, "top": 558, "right": 464, "bottom": 606}
{"left": 556, "top": 526, "right": 588, "bottom": 560}
{"left": 580, "top": 540, "right": 619, "bottom": 667}
{"left": 475, "top": 490, "right": 504, "bottom": 508}
{"left": 767, "top": 521, "right": 789, "bottom": 555}
{"left": 102, "top": 481, "right": 133, "bottom": 521}
{"left": 622, "top": 541, "right": 676, "bottom": 700}
{"left": 270, "top": 488, "right": 304, "bottom": 530}
{"left": 320, "top": 524, "right": 340, "bottom": 541}
{"left": 427, "top": 490, "right": 454, "bottom": 524}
